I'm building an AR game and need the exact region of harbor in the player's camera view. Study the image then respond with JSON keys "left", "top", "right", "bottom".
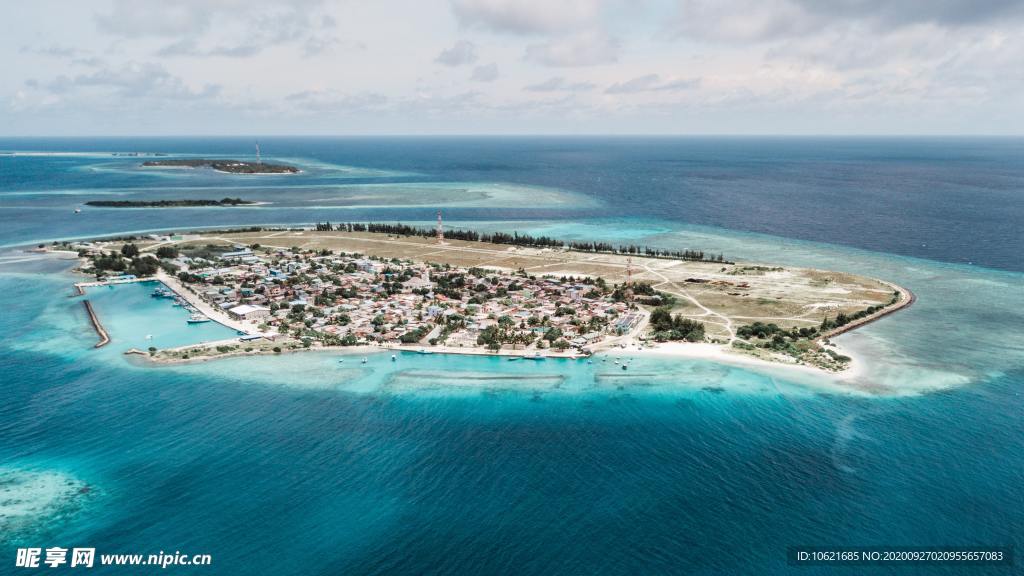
{"left": 74, "top": 279, "right": 243, "bottom": 353}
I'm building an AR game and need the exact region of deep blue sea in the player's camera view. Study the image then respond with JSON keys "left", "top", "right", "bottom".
{"left": 1, "top": 137, "right": 1022, "bottom": 574}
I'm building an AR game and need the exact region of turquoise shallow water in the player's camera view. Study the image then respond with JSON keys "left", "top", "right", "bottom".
{"left": 1, "top": 138, "right": 1023, "bottom": 574}
{"left": 84, "top": 281, "right": 238, "bottom": 351}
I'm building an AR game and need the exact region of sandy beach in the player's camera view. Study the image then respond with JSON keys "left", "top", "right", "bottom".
{"left": 143, "top": 330, "right": 863, "bottom": 386}
{"left": 622, "top": 341, "right": 865, "bottom": 382}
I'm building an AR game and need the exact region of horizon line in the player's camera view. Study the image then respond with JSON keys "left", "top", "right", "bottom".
{"left": 2, "top": 133, "right": 1023, "bottom": 139}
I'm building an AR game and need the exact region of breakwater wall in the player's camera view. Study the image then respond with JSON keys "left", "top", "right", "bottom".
{"left": 82, "top": 300, "right": 110, "bottom": 348}
{"left": 821, "top": 282, "right": 916, "bottom": 340}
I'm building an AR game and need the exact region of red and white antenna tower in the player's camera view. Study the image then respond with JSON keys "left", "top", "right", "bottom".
{"left": 436, "top": 210, "right": 445, "bottom": 244}
{"left": 625, "top": 256, "right": 635, "bottom": 301}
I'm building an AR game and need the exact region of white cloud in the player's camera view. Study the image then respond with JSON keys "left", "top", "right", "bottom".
{"left": 436, "top": 41, "right": 479, "bottom": 66}
{"left": 471, "top": 62, "right": 500, "bottom": 81}
{"left": 605, "top": 74, "right": 700, "bottom": 93}
{"left": 668, "top": 0, "right": 1024, "bottom": 43}
{"left": 97, "top": 0, "right": 337, "bottom": 58}
{"left": 94, "top": 0, "right": 217, "bottom": 37}
{"left": 37, "top": 62, "right": 220, "bottom": 101}
{"left": 2, "top": 0, "right": 1023, "bottom": 134}
{"left": 19, "top": 45, "right": 81, "bottom": 57}
{"left": 524, "top": 76, "right": 596, "bottom": 92}
{"left": 284, "top": 90, "right": 389, "bottom": 113}
{"left": 450, "top": 0, "right": 603, "bottom": 35}
{"left": 525, "top": 31, "right": 619, "bottom": 67}
{"left": 669, "top": 0, "right": 818, "bottom": 43}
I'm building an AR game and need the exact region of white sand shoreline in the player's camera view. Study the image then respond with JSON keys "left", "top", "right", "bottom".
{"left": 144, "top": 335, "right": 863, "bottom": 381}
{"left": 621, "top": 341, "right": 865, "bottom": 382}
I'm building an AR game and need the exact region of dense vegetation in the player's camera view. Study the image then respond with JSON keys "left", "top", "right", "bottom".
{"left": 89, "top": 249, "right": 161, "bottom": 277}
{"left": 156, "top": 246, "right": 179, "bottom": 259}
{"left": 142, "top": 159, "right": 298, "bottom": 174}
{"left": 736, "top": 321, "right": 818, "bottom": 340}
{"left": 568, "top": 240, "right": 726, "bottom": 263}
{"left": 611, "top": 282, "right": 677, "bottom": 306}
{"left": 81, "top": 242, "right": 180, "bottom": 278}
{"left": 649, "top": 307, "right": 705, "bottom": 342}
{"left": 399, "top": 326, "right": 431, "bottom": 344}
{"left": 85, "top": 198, "right": 254, "bottom": 208}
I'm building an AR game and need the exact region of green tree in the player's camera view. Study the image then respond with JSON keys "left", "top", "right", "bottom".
{"left": 156, "top": 246, "right": 179, "bottom": 259}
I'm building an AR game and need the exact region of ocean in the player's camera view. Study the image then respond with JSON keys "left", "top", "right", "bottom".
{"left": 1, "top": 137, "right": 1022, "bottom": 574}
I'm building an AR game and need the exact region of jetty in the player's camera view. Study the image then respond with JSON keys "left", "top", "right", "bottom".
{"left": 74, "top": 276, "right": 150, "bottom": 290}
{"left": 82, "top": 300, "right": 110, "bottom": 348}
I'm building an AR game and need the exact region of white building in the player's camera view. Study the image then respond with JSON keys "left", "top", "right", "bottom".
{"left": 228, "top": 304, "right": 271, "bottom": 321}
{"left": 222, "top": 248, "right": 254, "bottom": 261}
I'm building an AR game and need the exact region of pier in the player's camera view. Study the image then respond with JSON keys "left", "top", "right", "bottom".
{"left": 82, "top": 300, "right": 110, "bottom": 348}
{"left": 74, "top": 276, "right": 152, "bottom": 289}
{"left": 155, "top": 270, "right": 270, "bottom": 336}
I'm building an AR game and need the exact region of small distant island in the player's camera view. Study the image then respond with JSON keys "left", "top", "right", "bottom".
{"left": 141, "top": 158, "right": 299, "bottom": 174}
{"left": 85, "top": 198, "right": 256, "bottom": 208}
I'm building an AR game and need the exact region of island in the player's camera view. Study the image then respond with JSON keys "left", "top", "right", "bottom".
{"left": 141, "top": 158, "right": 299, "bottom": 174}
{"left": 61, "top": 223, "right": 912, "bottom": 375}
{"left": 85, "top": 198, "right": 256, "bottom": 208}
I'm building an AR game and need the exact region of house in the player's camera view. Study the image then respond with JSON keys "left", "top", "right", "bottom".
{"left": 104, "top": 274, "right": 137, "bottom": 282}
{"left": 355, "top": 259, "right": 380, "bottom": 273}
{"left": 228, "top": 304, "right": 271, "bottom": 321}
{"left": 405, "top": 276, "right": 433, "bottom": 290}
{"left": 221, "top": 248, "right": 254, "bottom": 261}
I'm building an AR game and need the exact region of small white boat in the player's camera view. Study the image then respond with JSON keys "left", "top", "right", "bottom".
{"left": 144, "top": 334, "right": 153, "bottom": 340}
{"left": 391, "top": 354, "right": 397, "bottom": 361}
{"left": 361, "top": 357, "right": 367, "bottom": 364}
{"left": 187, "top": 314, "right": 210, "bottom": 324}
{"left": 417, "top": 348, "right": 433, "bottom": 355}
{"left": 74, "top": 208, "right": 81, "bottom": 214}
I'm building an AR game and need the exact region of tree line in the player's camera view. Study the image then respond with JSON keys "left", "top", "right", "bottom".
{"left": 313, "top": 222, "right": 726, "bottom": 262}
{"left": 567, "top": 241, "right": 726, "bottom": 263}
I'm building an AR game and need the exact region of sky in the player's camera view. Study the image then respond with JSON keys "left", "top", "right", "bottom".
{"left": 3, "top": 0, "right": 1023, "bottom": 135}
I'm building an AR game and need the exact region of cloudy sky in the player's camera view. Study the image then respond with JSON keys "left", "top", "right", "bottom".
{"left": 4, "top": 0, "right": 1023, "bottom": 135}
